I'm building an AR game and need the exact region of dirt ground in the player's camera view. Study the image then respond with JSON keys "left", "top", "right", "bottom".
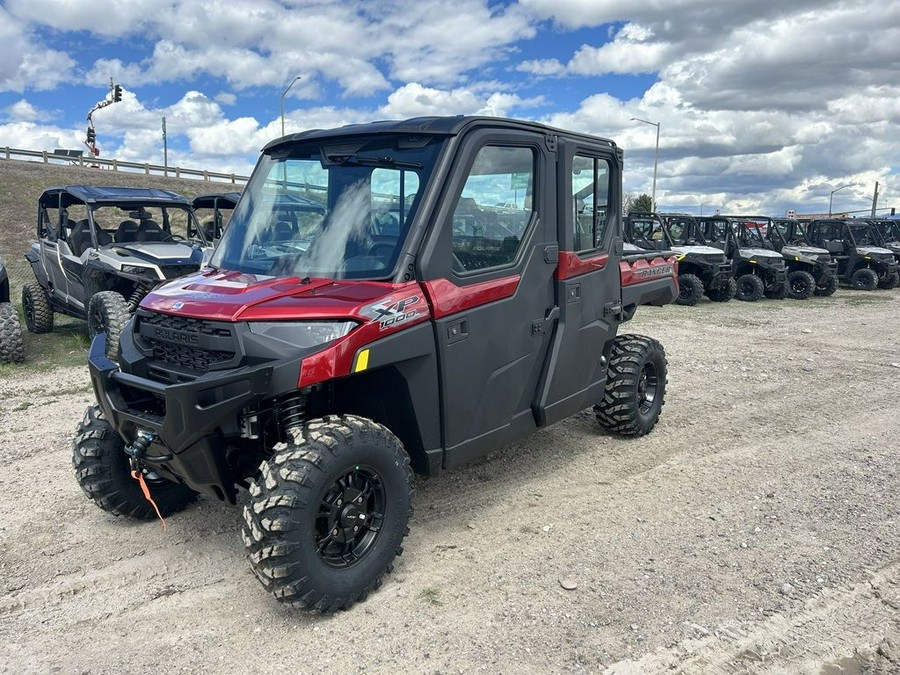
{"left": 1, "top": 291, "right": 899, "bottom": 675}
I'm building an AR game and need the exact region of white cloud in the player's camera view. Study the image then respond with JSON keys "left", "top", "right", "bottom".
{"left": 377, "top": 83, "right": 543, "bottom": 119}
{"left": 4, "top": 99, "right": 51, "bottom": 122}
{"left": 215, "top": 92, "right": 237, "bottom": 106}
{"left": 0, "top": 7, "right": 75, "bottom": 92}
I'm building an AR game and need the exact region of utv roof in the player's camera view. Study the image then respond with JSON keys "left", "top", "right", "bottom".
{"left": 263, "top": 116, "right": 618, "bottom": 153}
{"left": 191, "top": 192, "right": 241, "bottom": 210}
{"left": 39, "top": 186, "right": 191, "bottom": 209}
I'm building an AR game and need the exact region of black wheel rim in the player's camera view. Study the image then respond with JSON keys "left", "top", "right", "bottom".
{"left": 316, "top": 465, "right": 386, "bottom": 569}
{"left": 740, "top": 280, "right": 754, "bottom": 296}
{"left": 790, "top": 277, "right": 807, "bottom": 294}
{"left": 637, "top": 361, "right": 660, "bottom": 414}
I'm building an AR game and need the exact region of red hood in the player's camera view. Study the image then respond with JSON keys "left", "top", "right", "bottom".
{"left": 141, "top": 269, "right": 416, "bottom": 321}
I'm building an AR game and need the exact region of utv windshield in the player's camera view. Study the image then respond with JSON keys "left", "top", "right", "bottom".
{"left": 846, "top": 224, "right": 874, "bottom": 246}
{"left": 90, "top": 204, "right": 201, "bottom": 245}
{"left": 211, "top": 135, "right": 443, "bottom": 279}
{"left": 738, "top": 221, "right": 768, "bottom": 248}
{"left": 667, "top": 216, "right": 705, "bottom": 245}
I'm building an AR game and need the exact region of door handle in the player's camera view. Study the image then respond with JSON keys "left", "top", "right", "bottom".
{"left": 446, "top": 317, "right": 469, "bottom": 345}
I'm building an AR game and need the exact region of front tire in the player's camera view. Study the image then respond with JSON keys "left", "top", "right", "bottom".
{"left": 706, "top": 276, "right": 736, "bottom": 302}
{"left": 786, "top": 270, "right": 816, "bottom": 300}
{"left": 0, "top": 302, "right": 25, "bottom": 363}
{"left": 72, "top": 405, "right": 197, "bottom": 519}
{"left": 735, "top": 273, "right": 765, "bottom": 301}
{"left": 850, "top": 268, "right": 878, "bottom": 291}
{"left": 88, "top": 291, "right": 130, "bottom": 361}
{"left": 675, "top": 273, "right": 704, "bottom": 306}
{"left": 242, "top": 415, "right": 413, "bottom": 612}
{"left": 22, "top": 282, "right": 53, "bottom": 333}
{"left": 595, "top": 334, "right": 667, "bottom": 437}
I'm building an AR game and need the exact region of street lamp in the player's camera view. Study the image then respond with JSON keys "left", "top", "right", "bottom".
{"left": 631, "top": 117, "right": 660, "bottom": 212}
{"left": 280, "top": 75, "right": 302, "bottom": 137}
{"left": 828, "top": 184, "right": 852, "bottom": 216}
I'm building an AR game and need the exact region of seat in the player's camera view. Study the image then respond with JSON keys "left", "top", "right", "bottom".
{"left": 116, "top": 220, "right": 140, "bottom": 243}
{"left": 269, "top": 220, "right": 294, "bottom": 242}
{"left": 68, "top": 219, "right": 90, "bottom": 256}
{"left": 138, "top": 219, "right": 164, "bottom": 242}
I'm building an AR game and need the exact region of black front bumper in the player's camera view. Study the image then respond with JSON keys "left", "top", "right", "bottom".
{"left": 89, "top": 333, "right": 298, "bottom": 502}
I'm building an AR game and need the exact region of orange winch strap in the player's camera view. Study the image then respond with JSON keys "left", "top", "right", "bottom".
{"left": 131, "top": 469, "right": 168, "bottom": 531}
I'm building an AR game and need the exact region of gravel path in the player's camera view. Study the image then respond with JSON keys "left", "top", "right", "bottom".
{"left": 1, "top": 291, "right": 898, "bottom": 674}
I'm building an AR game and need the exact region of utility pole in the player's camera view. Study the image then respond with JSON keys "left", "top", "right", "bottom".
{"left": 871, "top": 181, "right": 879, "bottom": 218}
{"left": 162, "top": 116, "right": 168, "bottom": 176}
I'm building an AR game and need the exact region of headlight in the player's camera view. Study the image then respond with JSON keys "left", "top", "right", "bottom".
{"left": 247, "top": 321, "right": 356, "bottom": 348}
{"left": 121, "top": 264, "right": 161, "bottom": 279}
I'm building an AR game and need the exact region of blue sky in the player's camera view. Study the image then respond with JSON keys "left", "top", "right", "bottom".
{"left": 1, "top": 0, "right": 898, "bottom": 216}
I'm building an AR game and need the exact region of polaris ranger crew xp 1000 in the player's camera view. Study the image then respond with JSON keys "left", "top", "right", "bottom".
{"left": 78, "top": 117, "right": 678, "bottom": 612}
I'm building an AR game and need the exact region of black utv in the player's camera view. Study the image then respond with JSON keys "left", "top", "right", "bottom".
{"left": 869, "top": 219, "right": 900, "bottom": 277}
{"left": 77, "top": 116, "right": 678, "bottom": 612}
{"left": 625, "top": 212, "right": 734, "bottom": 305}
{"left": 699, "top": 216, "right": 787, "bottom": 301}
{"left": 0, "top": 256, "right": 25, "bottom": 363}
{"left": 191, "top": 192, "right": 240, "bottom": 241}
{"left": 747, "top": 216, "right": 839, "bottom": 299}
{"left": 23, "top": 186, "right": 211, "bottom": 359}
{"left": 805, "top": 219, "right": 898, "bottom": 290}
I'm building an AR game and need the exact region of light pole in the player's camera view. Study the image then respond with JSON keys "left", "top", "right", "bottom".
{"left": 828, "top": 184, "right": 852, "bottom": 216}
{"left": 280, "top": 75, "right": 302, "bottom": 137}
{"left": 631, "top": 117, "right": 660, "bottom": 212}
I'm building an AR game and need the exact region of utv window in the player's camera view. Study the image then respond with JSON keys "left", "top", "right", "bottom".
{"left": 572, "top": 155, "right": 611, "bottom": 253}
{"left": 212, "top": 136, "right": 441, "bottom": 279}
{"left": 450, "top": 145, "right": 535, "bottom": 273}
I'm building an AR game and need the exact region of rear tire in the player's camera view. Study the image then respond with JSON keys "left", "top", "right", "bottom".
{"left": 72, "top": 405, "right": 197, "bottom": 519}
{"left": 764, "top": 280, "right": 787, "bottom": 300}
{"left": 22, "top": 282, "right": 53, "bottom": 333}
{"left": 850, "top": 268, "right": 878, "bottom": 291}
{"left": 735, "top": 274, "right": 764, "bottom": 301}
{"left": 706, "top": 276, "right": 736, "bottom": 302}
{"left": 88, "top": 291, "right": 130, "bottom": 361}
{"left": 595, "top": 334, "right": 667, "bottom": 437}
{"left": 0, "top": 302, "right": 25, "bottom": 363}
{"left": 878, "top": 271, "right": 899, "bottom": 289}
{"left": 814, "top": 273, "right": 838, "bottom": 296}
{"left": 786, "top": 270, "right": 816, "bottom": 300}
{"left": 242, "top": 415, "right": 414, "bottom": 612}
{"left": 675, "top": 274, "right": 704, "bottom": 306}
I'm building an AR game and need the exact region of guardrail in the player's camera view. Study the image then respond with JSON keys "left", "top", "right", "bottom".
{"left": 1, "top": 146, "right": 249, "bottom": 185}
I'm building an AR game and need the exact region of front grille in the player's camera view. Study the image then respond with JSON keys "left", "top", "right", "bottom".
{"left": 151, "top": 342, "right": 232, "bottom": 371}
{"left": 136, "top": 311, "right": 236, "bottom": 374}
{"left": 162, "top": 264, "right": 199, "bottom": 280}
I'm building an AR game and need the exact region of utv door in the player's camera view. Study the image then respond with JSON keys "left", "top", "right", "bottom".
{"left": 536, "top": 142, "right": 622, "bottom": 425}
{"left": 37, "top": 199, "right": 70, "bottom": 307}
{"left": 419, "top": 132, "right": 558, "bottom": 468}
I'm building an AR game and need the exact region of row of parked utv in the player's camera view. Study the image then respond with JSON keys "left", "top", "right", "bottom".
{"left": 624, "top": 212, "right": 900, "bottom": 305}
{"left": 0, "top": 188, "right": 239, "bottom": 363}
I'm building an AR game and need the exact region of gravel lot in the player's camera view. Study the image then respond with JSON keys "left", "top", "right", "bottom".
{"left": 1, "top": 291, "right": 899, "bottom": 674}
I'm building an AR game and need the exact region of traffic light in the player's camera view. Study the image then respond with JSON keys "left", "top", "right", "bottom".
{"left": 86, "top": 127, "right": 96, "bottom": 144}
{"left": 113, "top": 85, "right": 122, "bottom": 102}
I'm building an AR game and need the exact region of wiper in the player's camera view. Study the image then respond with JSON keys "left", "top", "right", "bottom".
{"left": 325, "top": 153, "right": 423, "bottom": 170}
